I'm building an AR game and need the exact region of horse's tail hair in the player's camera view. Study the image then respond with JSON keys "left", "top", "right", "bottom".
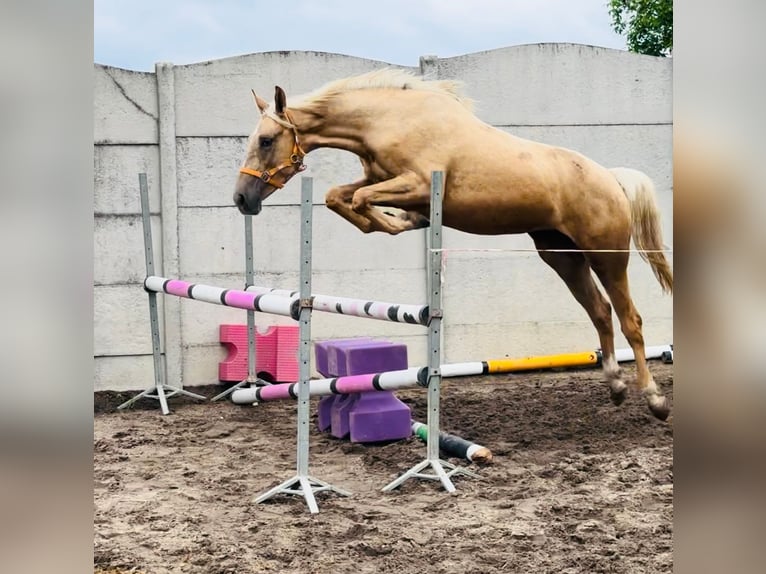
{"left": 610, "top": 167, "right": 673, "bottom": 294}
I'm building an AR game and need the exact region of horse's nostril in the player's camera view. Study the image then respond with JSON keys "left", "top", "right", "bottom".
{"left": 234, "top": 193, "right": 245, "bottom": 207}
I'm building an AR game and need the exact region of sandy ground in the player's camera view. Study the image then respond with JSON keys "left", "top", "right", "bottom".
{"left": 94, "top": 362, "right": 673, "bottom": 573}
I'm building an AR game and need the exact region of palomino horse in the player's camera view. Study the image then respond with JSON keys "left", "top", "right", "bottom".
{"left": 234, "top": 69, "right": 673, "bottom": 421}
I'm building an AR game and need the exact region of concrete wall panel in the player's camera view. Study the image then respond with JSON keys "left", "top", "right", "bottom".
{"left": 94, "top": 285, "right": 164, "bottom": 357}
{"left": 95, "top": 355, "right": 156, "bottom": 392}
{"left": 94, "top": 145, "right": 161, "bottom": 215}
{"left": 436, "top": 44, "right": 672, "bottom": 125}
{"left": 94, "top": 66, "right": 159, "bottom": 144}
{"left": 94, "top": 214, "right": 162, "bottom": 285}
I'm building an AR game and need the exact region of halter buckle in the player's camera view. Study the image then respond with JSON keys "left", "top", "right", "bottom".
{"left": 260, "top": 172, "right": 271, "bottom": 182}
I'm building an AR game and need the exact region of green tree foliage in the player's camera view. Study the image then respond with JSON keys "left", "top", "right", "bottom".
{"left": 609, "top": 0, "right": 673, "bottom": 57}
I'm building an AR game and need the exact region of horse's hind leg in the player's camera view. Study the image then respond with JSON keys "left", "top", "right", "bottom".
{"left": 589, "top": 251, "right": 670, "bottom": 421}
{"left": 530, "top": 231, "right": 626, "bottom": 405}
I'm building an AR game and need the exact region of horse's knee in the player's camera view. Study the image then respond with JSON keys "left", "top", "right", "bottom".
{"left": 325, "top": 188, "right": 344, "bottom": 212}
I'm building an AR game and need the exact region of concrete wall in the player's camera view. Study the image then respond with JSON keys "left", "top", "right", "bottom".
{"left": 93, "top": 44, "right": 672, "bottom": 392}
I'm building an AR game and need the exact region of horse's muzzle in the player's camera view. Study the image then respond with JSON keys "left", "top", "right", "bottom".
{"left": 234, "top": 191, "right": 261, "bottom": 215}
{"left": 233, "top": 175, "right": 264, "bottom": 215}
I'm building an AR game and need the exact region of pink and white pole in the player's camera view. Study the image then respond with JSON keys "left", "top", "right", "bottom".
{"left": 142, "top": 276, "right": 430, "bottom": 326}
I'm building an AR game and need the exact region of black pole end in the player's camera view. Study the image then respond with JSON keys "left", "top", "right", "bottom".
{"left": 289, "top": 298, "right": 301, "bottom": 321}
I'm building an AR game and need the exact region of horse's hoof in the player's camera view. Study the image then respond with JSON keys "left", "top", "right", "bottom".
{"left": 649, "top": 397, "right": 670, "bottom": 421}
{"left": 648, "top": 395, "right": 670, "bottom": 421}
{"left": 610, "top": 389, "right": 627, "bottom": 406}
{"left": 609, "top": 380, "right": 627, "bottom": 405}
{"left": 401, "top": 212, "right": 430, "bottom": 229}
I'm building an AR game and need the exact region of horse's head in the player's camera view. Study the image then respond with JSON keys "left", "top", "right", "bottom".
{"left": 233, "top": 86, "right": 306, "bottom": 215}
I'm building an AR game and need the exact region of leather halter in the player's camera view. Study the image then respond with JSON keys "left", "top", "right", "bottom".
{"left": 238, "top": 112, "right": 307, "bottom": 188}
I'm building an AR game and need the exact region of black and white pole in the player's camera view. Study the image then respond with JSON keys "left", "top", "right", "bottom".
{"left": 117, "top": 173, "right": 207, "bottom": 414}
{"left": 382, "top": 171, "right": 479, "bottom": 492}
{"left": 253, "top": 177, "right": 350, "bottom": 513}
{"left": 244, "top": 287, "right": 430, "bottom": 325}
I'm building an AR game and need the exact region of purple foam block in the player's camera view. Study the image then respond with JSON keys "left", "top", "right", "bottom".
{"left": 346, "top": 342, "right": 407, "bottom": 376}
{"left": 314, "top": 338, "right": 373, "bottom": 377}
{"left": 317, "top": 338, "right": 408, "bottom": 437}
{"left": 349, "top": 392, "right": 412, "bottom": 443}
{"left": 326, "top": 340, "right": 389, "bottom": 376}
{"left": 327, "top": 340, "right": 408, "bottom": 377}
{"left": 316, "top": 395, "right": 336, "bottom": 431}
{"left": 330, "top": 393, "right": 359, "bottom": 439}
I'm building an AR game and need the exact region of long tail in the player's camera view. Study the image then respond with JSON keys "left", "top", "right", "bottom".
{"left": 610, "top": 167, "right": 673, "bottom": 294}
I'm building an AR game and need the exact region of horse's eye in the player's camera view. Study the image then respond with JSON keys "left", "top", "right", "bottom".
{"left": 259, "top": 137, "right": 273, "bottom": 149}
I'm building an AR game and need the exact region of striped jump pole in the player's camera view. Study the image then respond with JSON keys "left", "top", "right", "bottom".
{"left": 229, "top": 345, "right": 671, "bottom": 405}
{"left": 143, "top": 276, "right": 299, "bottom": 318}
{"left": 229, "top": 352, "right": 598, "bottom": 404}
{"left": 245, "top": 286, "right": 430, "bottom": 325}
{"left": 142, "top": 277, "right": 430, "bottom": 326}
{"left": 232, "top": 366, "right": 422, "bottom": 403}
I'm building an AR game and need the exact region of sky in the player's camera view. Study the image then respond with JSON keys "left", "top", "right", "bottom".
{"left": 94, "top": 0, "right": 627, "bottom": 71}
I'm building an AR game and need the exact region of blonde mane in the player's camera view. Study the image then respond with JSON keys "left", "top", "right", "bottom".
{"left": 287, "top": 68, "right": 474, "bottom": 113}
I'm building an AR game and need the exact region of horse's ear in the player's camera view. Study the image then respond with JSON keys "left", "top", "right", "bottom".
{"left": 251, "top": 89, "right": 268, "bottom": 114}
{"left": 274, "top": 86, "right": 287, "bottom": 116}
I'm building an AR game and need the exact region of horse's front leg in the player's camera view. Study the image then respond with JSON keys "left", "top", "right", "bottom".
{"left": 351, "top": 172, "right": 431, "bottom": 235}
{"left": 324, "top": 179, "right": 378, "bottom": 233}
